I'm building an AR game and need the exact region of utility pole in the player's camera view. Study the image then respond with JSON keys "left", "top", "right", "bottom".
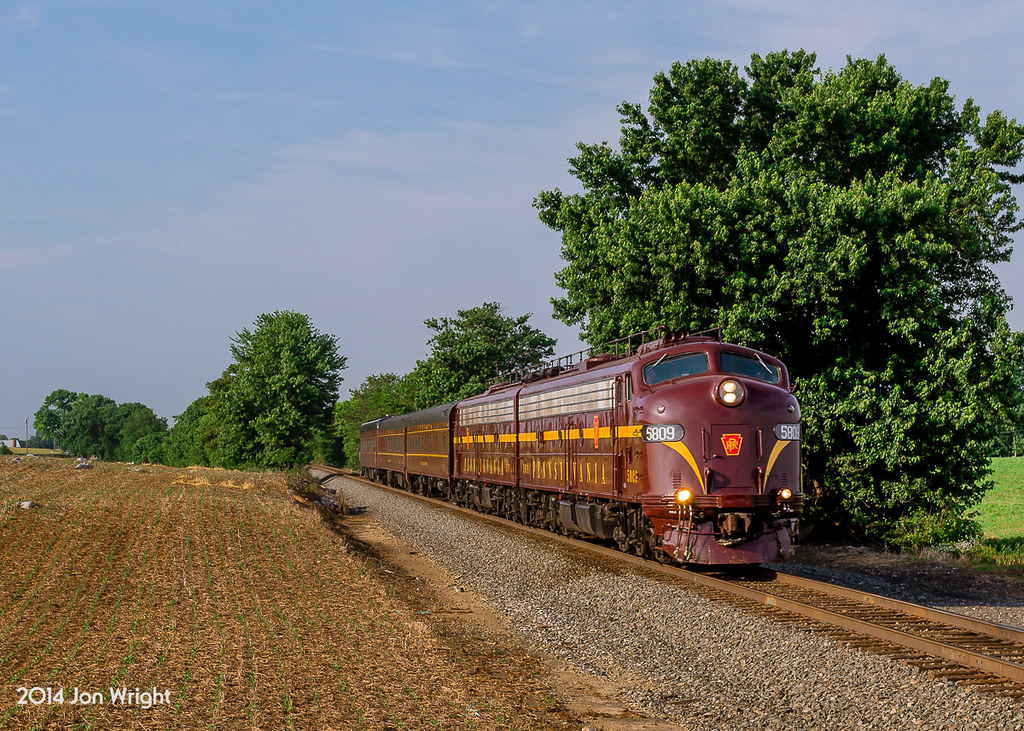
{"left": 25, "top": 417, "right": 29, "bottom": 450}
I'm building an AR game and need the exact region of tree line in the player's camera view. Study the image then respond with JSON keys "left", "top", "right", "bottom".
{"left": 32, "top": 304, "right": 549, "bottom": 472}
{"left": 31, "top": 390, "right": 167, "bottom": 462}
{"left": 33, "top": 311, "right": 346, "bottom": 470}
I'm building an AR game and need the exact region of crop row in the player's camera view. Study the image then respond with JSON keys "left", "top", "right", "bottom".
{"left": 1, "top": 462, "right": 560, "bottom": 729}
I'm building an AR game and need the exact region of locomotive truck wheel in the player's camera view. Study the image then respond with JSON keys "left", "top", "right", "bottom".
{"left": 632, "top": 518, "right": 658, "bottom": 559}
{"left": 613, "top": 526, "right": 631, "bottom": 553}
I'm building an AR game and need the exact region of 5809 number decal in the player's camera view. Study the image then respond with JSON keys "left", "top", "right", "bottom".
{"left": 641, "top": 424, "right": 684, "bottom": 443}
{"left": 774, "top": 423, "right": 801, "bottom": 441}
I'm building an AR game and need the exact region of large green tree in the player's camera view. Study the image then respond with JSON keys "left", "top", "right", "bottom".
{"left": 163, "top": 396, "right": 216, "bottom": 467}
{"left": 536, "top": 51, "right": 1024, "bottom": 546}
{"left": 218, "top": 311, "right": 347, "bottom": 469}
{"left": 116, "top": 402, "right": 168, "bottom": 461}
{"left": 33, "top": 389, "right": 85, "bottom": 449}
{"left": 62, "top": 394, "right": 122, "bottom": 460}
{"left": 410, "top": 302, "right": 557, "bottom": 407}
{"left": 131, "top": 432, "right": 167, "bottom": 464}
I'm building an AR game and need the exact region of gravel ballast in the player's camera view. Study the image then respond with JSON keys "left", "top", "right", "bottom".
{"left": 766, "top": 553, "right": 1024, "bottom": 630}
{"left": 332, "top": 476, "right": 1024, "bottom": 730}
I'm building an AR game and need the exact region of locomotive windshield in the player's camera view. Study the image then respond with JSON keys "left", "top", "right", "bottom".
{"left": 643, "top": 352, "right": 709, "bottom": 385}
{"left": 721, "top": 352, "right": 781, "bottom": 384}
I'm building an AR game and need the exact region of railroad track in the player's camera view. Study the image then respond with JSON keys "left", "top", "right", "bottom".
{"left": 311, "top": 464, "right": 1024, "bottom": 699}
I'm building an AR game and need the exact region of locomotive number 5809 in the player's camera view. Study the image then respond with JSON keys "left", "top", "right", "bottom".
{"left": 774, "top": 423, "right": 801, "bottom": 441}
{"left": 642, "top": 424, "right": 684, "bottom": 442}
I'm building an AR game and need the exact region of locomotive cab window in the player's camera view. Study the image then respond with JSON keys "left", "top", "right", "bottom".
{"left": 643, "top": 352, "right": 709, "bottom": 385}
{"left": 720, "top": 352, "right": 781, "bottom": 384}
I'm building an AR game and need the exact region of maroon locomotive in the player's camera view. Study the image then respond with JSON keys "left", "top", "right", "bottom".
{"left": 359, "top": 329, "right": 802, "bottom": 565}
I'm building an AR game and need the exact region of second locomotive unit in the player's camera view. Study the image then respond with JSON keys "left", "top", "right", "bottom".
{"left": 359, "top": 329, "right": 802, "bottom": 565}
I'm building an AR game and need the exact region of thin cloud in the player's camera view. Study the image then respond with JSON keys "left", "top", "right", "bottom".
{"left": 314, "top": 9, "right": 463, "bottom": 69}
{"left": 0, "top": 4, "right": 40, "bottom": 31}
{"left": 0, "top": 246, "right": 70, "bottom": 270}
{"left": 280, "top": 131, "right": 433, "bottom": 173}
{"left": 341, "top": 42, "right": 461, "bottom": 69}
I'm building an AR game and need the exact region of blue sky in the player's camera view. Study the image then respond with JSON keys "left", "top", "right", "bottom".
{"left": 2, "top": 0, "right": 1022, "bottom": 434}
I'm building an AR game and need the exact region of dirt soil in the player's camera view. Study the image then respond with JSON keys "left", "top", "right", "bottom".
{"left": 338, "top": 508, "right": 685, "bottom": 731}
{"left": 0, "top": 458, "right": 592, "bottom": 730}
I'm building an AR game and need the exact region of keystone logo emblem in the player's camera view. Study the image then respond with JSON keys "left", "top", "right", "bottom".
{"left": 721, "top": 434, "right": 743, "bottom": 456}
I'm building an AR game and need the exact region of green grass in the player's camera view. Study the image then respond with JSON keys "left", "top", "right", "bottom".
{"left": 958, "top": 457, "right": 1024, "bottom": 569}
{"left": 981, "top": 457, "right": 1024, "bottom": 540}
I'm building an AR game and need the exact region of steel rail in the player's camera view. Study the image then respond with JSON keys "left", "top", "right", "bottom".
{"left": 687, "top": 575, "right": 1024, "bottom": 684}
{"left": 312, "top": 465, "right": 1024, "bottom": 689}
{"left": 768, "top": 571, "right": 1024, "bottom": 645}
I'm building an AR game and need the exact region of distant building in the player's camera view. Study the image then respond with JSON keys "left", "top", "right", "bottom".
{"left": 7, "top": 438, "right": 23, "bottom": 449}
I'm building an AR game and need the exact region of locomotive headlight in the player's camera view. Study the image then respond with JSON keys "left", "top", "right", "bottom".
{"left": 778, "top": 488, "right": 793, "bottom": 501}
{"left": 716, "top": 379, "right": 745, "bottom": 406}
{"left": 675, "top": 488, "right": 693, "bottom": 504}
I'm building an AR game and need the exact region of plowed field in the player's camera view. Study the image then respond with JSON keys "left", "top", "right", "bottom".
{"left": 0, "top": 459, "right": 563, "bottom": 730}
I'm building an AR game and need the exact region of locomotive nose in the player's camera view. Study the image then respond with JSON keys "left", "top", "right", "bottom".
{"left": 709, "top": 423, "right": 755, "bottom": 489}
